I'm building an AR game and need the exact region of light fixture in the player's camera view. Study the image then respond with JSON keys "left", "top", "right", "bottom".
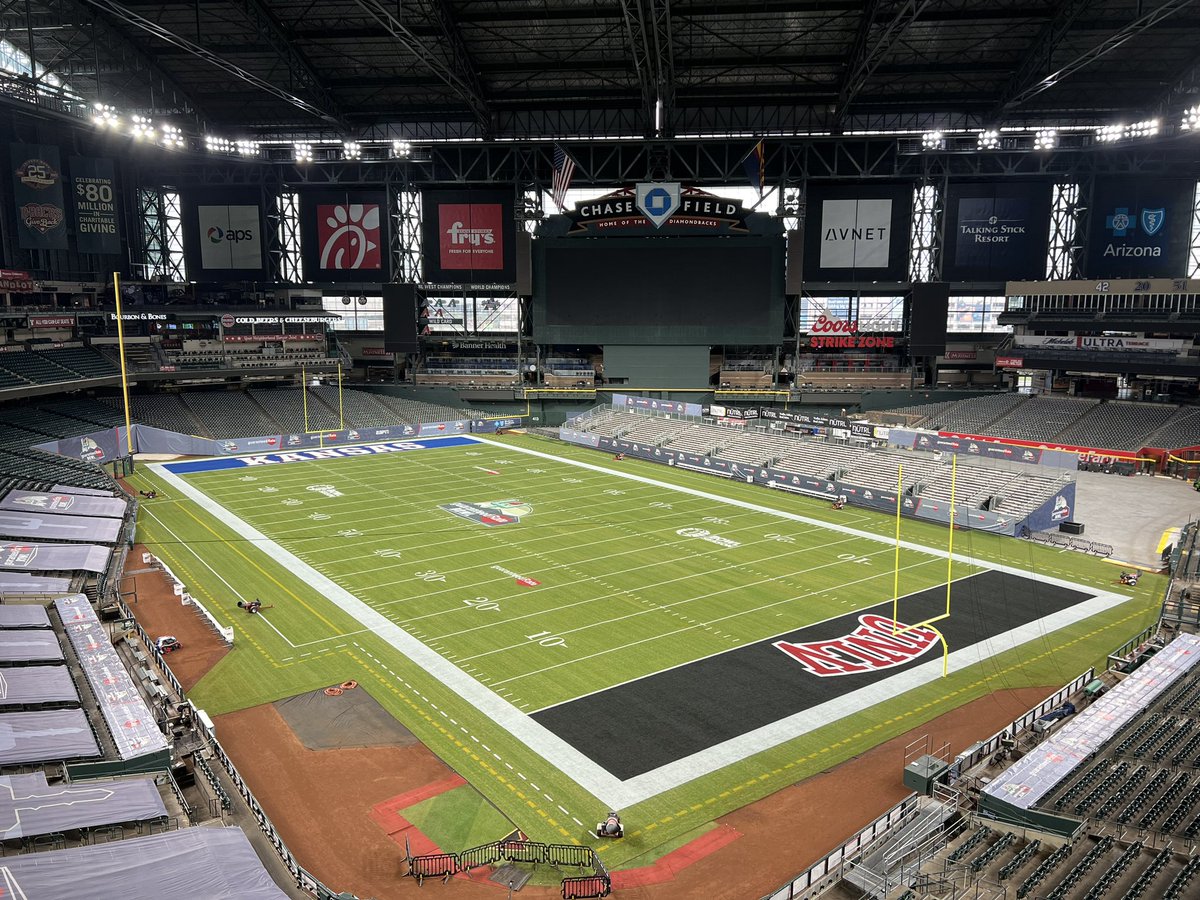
{"left": 205, "top": 135, "right": 233, "bottom": 153}
{"left": 294, "top": 141, "right": 313, "bottom": 163}
{"left": 342, "top": 140, "right": 362, "bottom": 160}
{"left": 1182, "top": 105, "right": 1200, "bottom": 131}
{"left": 159, "top": 124, "right": 185, "bottom": 150}
{"left": 977, "top": 129, "right": 1000, "bottom": 150}
{"left": 235, "top": 139, "right": 258, "bottom": 156}
{"left": 130, "top": 114, "right": 154, "bottom": 140}
{"left": 92, "top": 102, "right": 119, "bottom": 128}
{"left": 920, "top": 131, "right": 944, "bottom": 150}
{"left": 1033, "top": 128, "right": 1058, "bottom": 150}
{"left": 1096, "top": 118, "right": 1160, "bottom": 142}
{"left": 392, "top": 139, "right": 412, "bottom": 158}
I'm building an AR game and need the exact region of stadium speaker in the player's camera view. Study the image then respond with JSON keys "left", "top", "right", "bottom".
{"left": 516, "top": 230, "right": 532, "bottom": 295}
{"left": 909, "top": 282, "right": 949, "bottom": 356}
{"left": 785, "top": 229, "right": 804, "bottom": 295}
{"left": 382, "top": 283, "right": 419, "bottom": 354}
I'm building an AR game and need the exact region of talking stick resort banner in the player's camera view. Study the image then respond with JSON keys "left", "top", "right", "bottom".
{"left": 10, "top": 143, "right": 68, "bottom": 250}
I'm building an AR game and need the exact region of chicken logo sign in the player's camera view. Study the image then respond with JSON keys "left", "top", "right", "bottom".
{"left": 773, "top": 614, "right": 940, "bottom": 677}
{"left": 317, "top": 203, "right": 381, "bottom": 270}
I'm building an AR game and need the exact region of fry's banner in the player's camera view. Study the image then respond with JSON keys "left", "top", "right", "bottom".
{"left": 421, "top": 189, "right": 516, "bottom": 285}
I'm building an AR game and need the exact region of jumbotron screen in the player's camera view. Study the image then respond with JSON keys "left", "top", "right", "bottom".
{"left": 533, "top": 237, "right": 784, "bottom": 345}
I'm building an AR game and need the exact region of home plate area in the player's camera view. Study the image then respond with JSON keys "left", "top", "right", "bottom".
{"left": 533, "top": 570, "right": 1098, "bottom": 780}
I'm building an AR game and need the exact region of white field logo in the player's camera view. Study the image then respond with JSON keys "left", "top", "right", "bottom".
{"left": 676, "top": 527, "right": 741, "bottom": 549}
{"left": 774, "top": 614, "right": 940, "bottom": 677}
{"left": 491, "top": 564, "right": 540, "bottom": 587}
{"left": 306, "top": 484, "right": 344, "bottom": 498}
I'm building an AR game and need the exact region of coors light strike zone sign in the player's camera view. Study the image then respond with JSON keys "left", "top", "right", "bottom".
{"left": 806, "top": 314, "right": 896, "bottom": 349}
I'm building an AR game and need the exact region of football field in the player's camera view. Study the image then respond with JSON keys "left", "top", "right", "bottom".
{"left": 132, "top": 433, "right": 1160, "bottom": 861}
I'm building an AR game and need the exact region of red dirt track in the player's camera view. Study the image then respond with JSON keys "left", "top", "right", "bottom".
{"left": 213, "top": 685, "right": 1054, "bottom": 899}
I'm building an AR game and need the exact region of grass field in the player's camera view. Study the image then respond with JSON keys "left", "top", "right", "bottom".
{"left": 129, "top": 432, "right": 1165, "bottom": 870}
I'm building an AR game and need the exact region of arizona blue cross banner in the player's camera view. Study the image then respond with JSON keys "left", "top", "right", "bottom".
{"left": 1086, "top": 177, "right": 1193, "bottom": 279}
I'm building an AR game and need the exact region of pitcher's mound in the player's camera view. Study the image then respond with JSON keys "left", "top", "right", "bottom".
{"left": 275, "top": 685, "right": 417, "bottom": 750}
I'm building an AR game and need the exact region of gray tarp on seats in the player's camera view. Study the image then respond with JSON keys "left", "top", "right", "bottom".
{"left": 0, "top": 709, "right": 99, "bottom": 764}
{"left": 0, "top": 825, "right": 293, "bottom": 899}
{"left": 0, "top": 543, "right": 111, "bottom": 573}
{"left": 0, "top": 573, "right": 74, "bottom": 594}
{"left": 0, "top": 666, "right": 78, "bottom": 706}
{"left": 0, "top": 490, "right": 128, "bottom": 519}
{"left": 55, "top": 595, "right": 167, "bottom": 759}
{"left": 0, "top": 772, "right": 166, "bottom": 838}
{"left": 0, "top": 511, "right": 122, "bottom": 544}
{"left": 0, "top": 605, "right": 50, "bottom": 628}
{"left": 0, "top": 630, "right": 63, "bottom": 663}
{"left": 50, "top": 484, "right": 113, "bottom": 497}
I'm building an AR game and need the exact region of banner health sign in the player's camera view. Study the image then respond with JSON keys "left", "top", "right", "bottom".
{"left": 1086, "top": 177, "right": 1193, "bottom": 279}
{"left": 301, "top": 191, "right": 389, "bottom": 282}
{"left": 69, "top": 157, "right": 121, "bottom": 255}
{"left": 181, "top": 189, "right": 266, "bottom": 279}
{"left": 10, "top": 143, "right": 68, "bottom": 250}
{"left": 421, "top": 189, "right": 516, "bottom": 285}
{"left": 803, "top": 182, "right": 911, "bottom": 282}
{"left": 942, "top": 182, "right": 1051, "bottom": 282}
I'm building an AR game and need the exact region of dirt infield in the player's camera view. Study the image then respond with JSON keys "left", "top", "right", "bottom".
{"left": 213, "top": 685, "right": 1054, "bottom": 899}
{"left": 122, "top": 543, "right": 230, "bottom": 691}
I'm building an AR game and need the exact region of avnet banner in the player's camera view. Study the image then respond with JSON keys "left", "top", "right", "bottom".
{"left": 10, "top": 143, "right": 68, "bottom": 250}
{"left": 182, "top": 189, "right": 266, "bottom": 279}
{"left": 1086, "top": 177, "right": 1193, "bottom": 279}
{"left": 942, "top": 182, "right": 1051, "bottom": 282}
{"left": 420, "top": 188, "right": 516, "bottom": 285}
{"left": 300, "top": 190, "right": 389, "bottom": 283}
{"left": 803, "top": 182, "right": 911, "bottom": 282}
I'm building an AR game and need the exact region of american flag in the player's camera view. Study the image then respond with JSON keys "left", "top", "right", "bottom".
{"left": 551, "top": 144, "right": 576, "bottom": 212}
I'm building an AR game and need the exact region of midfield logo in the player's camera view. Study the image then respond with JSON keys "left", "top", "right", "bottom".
{"left": 440, "top": 499, "right": 532, "bottom": 527}
{"left": 773, "top": 614, "right": 940, "bottom": 677}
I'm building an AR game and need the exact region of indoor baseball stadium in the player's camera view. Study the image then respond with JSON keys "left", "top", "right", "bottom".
{"left": 2, "top": 2, "right": 1200, "bottom": 899}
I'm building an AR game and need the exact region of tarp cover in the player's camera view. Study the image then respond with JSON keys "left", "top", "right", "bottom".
{"left": 0, "top": 605, "right": 50, "bottom": 628}
{"left": 55, "top": 595, "right": 167, "bottom": 759}
{"left": 0, "top": 825, "right": 293, "bottom": 900}
{"left": 0, "top": 709, "right": 99, "bottom": 764}
{"left": 50, "top": 484, "right": 114, "bottom": 497}
{"left": 0, "top": 490, "right": 128, "bottom": 519}
{"left": 0, "top": 666, "right": 78, "bottom": 706}
{"left": 0, "top": 573, "right": 74, "bottom": 594}
{"left": 983, "top": 633, "right": 1200, "bottom": 810}
{"left": 0, "top": 543, "right": 111, "bottom": 573}
{"left": 0, "top": 510, "right": 122, "bottom": 544}
{"left": 0, "top": 630, "right": 63, "bottom": 662}
{"left": 0, "top": 772, "right": 166, "bottom": 838}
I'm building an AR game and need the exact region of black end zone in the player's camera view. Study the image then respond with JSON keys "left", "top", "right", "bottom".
{"left": 531, "top": 569, "right": 1094, "bottom": 780}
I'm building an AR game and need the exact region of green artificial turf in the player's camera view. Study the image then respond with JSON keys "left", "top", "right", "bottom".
{"left": 125, "top": 431, "right": 1165, "bottom": 871}
{"left": 402, "top": 785, "right": 515, "bottom": 851}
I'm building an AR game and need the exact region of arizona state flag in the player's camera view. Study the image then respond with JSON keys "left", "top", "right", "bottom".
{"left": 742, "top": 139, "right": 765, "bottom": 197}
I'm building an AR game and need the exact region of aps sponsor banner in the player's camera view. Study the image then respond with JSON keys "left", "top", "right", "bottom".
{"left": 300, "top": 191, "right": 389, "bottom": 282}
{"left": 69, "top": 157, "right": 121, "bottom": 254}
{"left": 10, "top": 143, "right": 68, "bottom": 250}
{"left": 1086, "top": 177, "right": 1192, "bottom": 279}
{"left": 421, "top": 189, "right": 516, "bottom": 285}
{"left": 197, "top": 205, "right": 263, "bottom": 271}
{"left": 182, "top": 190, "right": 267, "bottom": 278}
{"left": 803, "top": 182, "right": 911, "bottom": 282}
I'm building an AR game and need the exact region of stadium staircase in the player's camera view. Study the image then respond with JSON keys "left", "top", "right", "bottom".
{"left": 841, "top": 794, "right": 958, "bottom": 898}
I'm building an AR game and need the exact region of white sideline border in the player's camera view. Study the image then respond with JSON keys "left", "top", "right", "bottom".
{"left": 149, "top": 438, "right": 1129, "bottom": 808}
